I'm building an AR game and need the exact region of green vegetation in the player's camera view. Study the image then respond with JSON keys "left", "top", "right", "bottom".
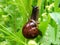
{"left": 0, "top": 0, "right": 60, "bottom": 45}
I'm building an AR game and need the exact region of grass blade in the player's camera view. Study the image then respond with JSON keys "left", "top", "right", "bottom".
{"left": 0, "top": 24, "right": 26, "bottom": 45}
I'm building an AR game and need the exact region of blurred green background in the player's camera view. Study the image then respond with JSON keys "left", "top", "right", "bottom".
{"left": 0, "top": 0, "right": 60, "bottom": 45}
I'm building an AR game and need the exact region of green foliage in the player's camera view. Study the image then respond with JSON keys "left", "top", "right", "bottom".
{"left": 0, "top": 0, "right": 60, "bottom": 45}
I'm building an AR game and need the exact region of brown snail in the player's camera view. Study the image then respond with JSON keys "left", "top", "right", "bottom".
{"left": 22, "top": 6, "right": 42, "bottom": 39}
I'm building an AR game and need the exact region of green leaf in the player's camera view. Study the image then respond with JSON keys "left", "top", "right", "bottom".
{"left": 49, "top": 12, "right": 60, "bottom": 41}
{"left": 49, "top": 13, "right": 60, "bottom": 25}
{"left": 38, "top": 14, "right": 51, "bottom": 35}
{"left": 40, "top": 25, "right": 56, "bottom": 45}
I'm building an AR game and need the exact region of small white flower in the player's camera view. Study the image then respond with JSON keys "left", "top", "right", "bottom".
{"left": 50, "top": 3, "right": 54, "bottom": 7}
{"left": 13, "top": 0, "right": 15, "bottom": 1}
{"left": 28, "top": 40, "right": 37, "bottom": 45}
{"left": 42, "top": 13, "right": 47, "bottom": 16}
{"left": 2, "top": 15, "right": 7, "bottom": 18}
{"left": 38, "top": 18, "right": 41, "bottom": 22}
{"left": 46, "top": 3, "right": 54, "bottom": 11}
{"left": 0, "top": 5, "right": 3, "bottom": 8}
{"left": 46, "top": 5, "right": 49, "bottom": 9}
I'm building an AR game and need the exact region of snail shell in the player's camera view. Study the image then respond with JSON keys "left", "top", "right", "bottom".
{"left": 22, "top": 20, "right": 39, "bottom": 39}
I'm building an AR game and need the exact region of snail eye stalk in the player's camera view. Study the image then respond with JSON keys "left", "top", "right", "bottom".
{"left": 31, "top": 6, "right": 39, "bottom": 21}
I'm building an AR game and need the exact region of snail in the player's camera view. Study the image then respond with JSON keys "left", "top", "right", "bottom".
{"left": 22, "top": 6, "right": 42, "bottom": 39}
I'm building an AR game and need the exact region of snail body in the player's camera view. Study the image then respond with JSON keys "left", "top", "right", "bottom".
{"left": 22, "top": 6, "right": 41, "bottom": 39}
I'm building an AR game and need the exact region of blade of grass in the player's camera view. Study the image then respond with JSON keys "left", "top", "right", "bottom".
{"left": 0, "top": 24, "right": 26, "bottom": 45}
{"left": 40, "top": 0, "right": 45, "bottom": 15}
{"left": 26, "top": 0, "right": 32, "bottom": 15}
{"left": 49, "top": 19, "right": 57, "bottom": 41}
{"left": 37, "top": 0, "right": 42, "bottom": 8}
{"left": 15, "top": 0, "right": 29, "bottom": 16}
{"left": 54, "top": 0, "right": 60, "bottom": 12}
{"left": 38, "top": 0, "right": 46, "bottom": 21}
{"left": 37, "top": 0, "right": 42, "bottom": 18}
